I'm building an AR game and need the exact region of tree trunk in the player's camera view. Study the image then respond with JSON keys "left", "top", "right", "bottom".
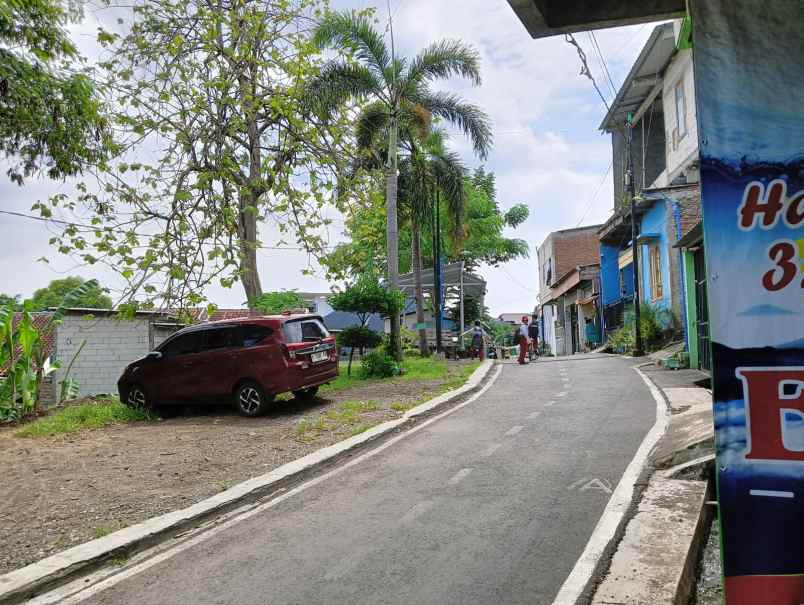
{"left": 348, "top": 346, "right": 354, "bottom": 376}
{"left": 411, "top": 216, "right": 428, "bottom": 356}
{"left": 239, "top": 191, "right": 263, "bottom": 305}
{"left": 386, "top": 114, "right": 402, "bottom": 361}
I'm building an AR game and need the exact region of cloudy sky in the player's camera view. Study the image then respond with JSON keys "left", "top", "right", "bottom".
{"left": 0, "top": 0, "right": 658, "bottom": 315}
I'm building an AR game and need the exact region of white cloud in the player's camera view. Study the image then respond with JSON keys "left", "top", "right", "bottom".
{"left": 0, "top": 0, "right": 657, "bottom": 315}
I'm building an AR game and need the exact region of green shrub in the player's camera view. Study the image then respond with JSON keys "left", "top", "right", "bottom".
{"left": 359, "top": 351, "right": 400, "bottom": 379}
{"left": 606, "top": 304, "right": 672, "bottom": 354}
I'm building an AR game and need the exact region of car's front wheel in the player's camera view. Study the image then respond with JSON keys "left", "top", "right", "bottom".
{"left": 125, "top": 384, "right": 150, "bottom": 409}
{"left": 235, "top": 382, "right": 274, "bottom": 417}
{"left": 292, "top": 386, "right": 319, "bottom": 401}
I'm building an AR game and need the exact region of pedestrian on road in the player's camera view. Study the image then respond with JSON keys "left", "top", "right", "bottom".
{"left": 517, "top": 316, "right": 529, "bottom": 365}
{"left": 528, "top": 315, "right": 539, "bottom": 361}
{"left": 469, "top": 321, "right": 486, "bottom": 360}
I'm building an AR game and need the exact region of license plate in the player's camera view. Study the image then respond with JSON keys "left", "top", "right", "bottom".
{"left": 311, "top": 351, "right": 328, "bottom": 363}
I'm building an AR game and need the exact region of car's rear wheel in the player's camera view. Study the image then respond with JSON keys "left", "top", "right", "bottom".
{"left": 125, "top": 384, "right": 150, "bottom": 409}
{"left": 292, "top": 386, "right": 319, "bottom": 401}
{"left": 235, "top": 382, "right": 273, "bottom": 417}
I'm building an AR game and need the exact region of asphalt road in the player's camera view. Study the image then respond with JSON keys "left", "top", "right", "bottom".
{"left": 79, "top": 356, "right": 655, "bottom": 605}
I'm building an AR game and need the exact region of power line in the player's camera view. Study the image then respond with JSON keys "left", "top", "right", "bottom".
{"left": 575, "top": 160, "right": 613, "bottom": 227}
{"left": 499, "top": 265, "right": 538, "bottom": 294}
{"left": 564, "top": 33, "right": 610, "bottom": 112}
{"left": 589, "top": 31, "right": 619, "bottom": 98}
{"left": 0, "top": 209, "right": 333, "bottom": 251}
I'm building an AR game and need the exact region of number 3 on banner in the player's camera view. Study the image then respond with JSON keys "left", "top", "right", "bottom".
{"left": 762, "top": 240, "right": 800, "bottom": 291}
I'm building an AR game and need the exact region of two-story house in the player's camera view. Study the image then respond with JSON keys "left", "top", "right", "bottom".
{"left": 596, "top": 21, "right": 709, "bottom": 368}
{"left": 536, "top": 225, "right": 602, "bottom": 356}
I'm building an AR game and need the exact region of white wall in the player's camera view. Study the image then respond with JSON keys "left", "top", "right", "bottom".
{"left": 54, "top": 315, "right": 153, "bottom": 398}
{"left": 662, "top": 48, "right": 699, "bottom": 182}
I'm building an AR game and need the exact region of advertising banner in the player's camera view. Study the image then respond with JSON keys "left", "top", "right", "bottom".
{"left": 691, "top": 2, "right": 804, "bottom": 604}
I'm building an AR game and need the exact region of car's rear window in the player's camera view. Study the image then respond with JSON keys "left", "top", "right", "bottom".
{"left": 283, "top": 319, "right": 329, "bottom": 343}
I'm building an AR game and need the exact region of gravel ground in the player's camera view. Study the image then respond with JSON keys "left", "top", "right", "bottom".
{"left": 0, "top": 361, "right": 477, "bottom": 574}
{"left": 694, "top": 516, "right": 724, "bottom": 605}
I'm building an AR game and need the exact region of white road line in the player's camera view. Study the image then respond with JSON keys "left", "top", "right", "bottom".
{"left": 750, "top": 489, "right": 794, "bottom": 499}
{"left": 401, "top": 499, "right": 438, "bottom": 523}
{"left": 38, "top": 364, "right": 504, "bottom": 605}
{"left": 505, "top": 425, "right": 524, "bottom": 436}
{"left": 482, "top": 443, "right": 502, "bottom": 457}
{"left": 448, "top": 468, "right": 473, "bottom": 485}
{"left": 551, "top": 365, "right": 669, "bottom": 605}
{"left": 556, "top": 391, "right": 567, "bottom": 398}
{"left": 528, "top": 411, "right": 542, "bottom": 419}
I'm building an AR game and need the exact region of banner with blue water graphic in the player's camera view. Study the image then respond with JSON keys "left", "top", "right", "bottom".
{"left": 691, "top": 2, "right": 804, "bottom": 603}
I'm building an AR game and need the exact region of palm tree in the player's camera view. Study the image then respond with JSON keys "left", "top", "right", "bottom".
{"left": 399, "top": 132, "right": 467, "bottom": 355}
{"left": 310, "top": 11, "right": 492, "bottom": 360}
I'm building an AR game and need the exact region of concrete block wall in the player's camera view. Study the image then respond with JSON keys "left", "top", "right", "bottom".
{"left": 54, "top": 315, "right": 152, "bottom": 398}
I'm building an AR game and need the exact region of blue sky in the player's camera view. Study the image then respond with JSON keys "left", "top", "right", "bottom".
{"left": 0, "top": 1, "right": 657, "bottom": 315}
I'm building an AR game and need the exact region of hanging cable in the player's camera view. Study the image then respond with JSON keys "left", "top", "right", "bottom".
{"left": 564, "top": 33, "right": 610, "bottom": 112}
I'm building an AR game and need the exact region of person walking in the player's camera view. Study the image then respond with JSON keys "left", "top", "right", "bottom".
{"left": 528, "top": 314, "right": 540, "bottom": 361}
{"left": 469, "top": 320, "right": 486, "bottom": 360}
{"left": 517, "top": 316, "right": 530, "bottom": 365}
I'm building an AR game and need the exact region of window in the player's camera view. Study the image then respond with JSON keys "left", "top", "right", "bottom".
{"left": 200, "top": 327, "right": 240, "bottom": 351}
{"left": 160, "top": 332, "right": 200, "bottom": 358}
{"left": 283, "top": 319, "right": 329, "bottom": 343}
{"left": 674, "top": 79, "right": 687, "bottom": 139}
{"left": 649, "top": 244, "right": 664, "bottom": 301}
{"left": 242, "top": 324, "right": 272, "bottom": 347}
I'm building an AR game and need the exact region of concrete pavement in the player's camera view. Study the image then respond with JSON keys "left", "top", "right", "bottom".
{"left": 55, "top": 356, "right": 657, "bottom": 605}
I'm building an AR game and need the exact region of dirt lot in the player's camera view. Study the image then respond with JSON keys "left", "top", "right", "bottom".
{"left": 0, "top": 361, "right": 478, "bottom": 574}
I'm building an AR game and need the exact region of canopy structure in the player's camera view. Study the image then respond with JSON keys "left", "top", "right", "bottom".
{"left": 397, "top": 262, "right": 486, "bottom": 351}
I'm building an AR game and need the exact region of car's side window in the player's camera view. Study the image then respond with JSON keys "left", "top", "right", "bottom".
{"left": 160, "top": 332, "right": 200, "bottom": 358}
{"left": 242, "top": 325, "right": 272, "bottom": 347}
{"left": 201, "top": 327, "right": 240, "bottom": 351}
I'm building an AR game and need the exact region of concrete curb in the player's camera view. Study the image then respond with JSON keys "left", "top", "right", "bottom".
{"left": 585, "top": 364, "right": 715, "bottom": 605}
{"left": 0, "top": 360, "right": 496, "bottom": 604}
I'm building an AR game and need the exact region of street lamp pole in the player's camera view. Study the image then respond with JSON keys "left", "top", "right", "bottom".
{"left": 434, "top": 187, "right": 443, "bottom": 354}
{"left": 626, "top": 112, "right": 644, "bottom": 356}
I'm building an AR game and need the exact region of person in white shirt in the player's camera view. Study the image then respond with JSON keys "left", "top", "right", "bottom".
{"left": 517, "top": 316, "right": 529, "bottom": 365}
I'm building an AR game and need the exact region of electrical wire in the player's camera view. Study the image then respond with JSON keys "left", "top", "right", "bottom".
{"left": 564, "top": 33, "right": 610, "bottom": 112}
{"left": 575, "top": 160, "right": 613, "bottom": 227}
{"left": 590, "top": 31, "right": 619, "bottom": 97}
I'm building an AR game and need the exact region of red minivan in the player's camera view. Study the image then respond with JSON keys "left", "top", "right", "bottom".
{"left": 117, "top": 314, "right": 339, "bottom": 416}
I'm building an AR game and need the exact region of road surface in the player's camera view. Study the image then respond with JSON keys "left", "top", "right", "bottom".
{"left": 73, "top": 356, "right": 656, "bottom": 605}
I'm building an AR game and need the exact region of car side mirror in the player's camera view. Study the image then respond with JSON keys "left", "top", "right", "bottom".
{"left": 146, "top": 351, "right": 162, "bottom": 361}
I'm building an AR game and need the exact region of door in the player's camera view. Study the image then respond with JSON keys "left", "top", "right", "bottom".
{"left": 150, "top": 331, "right": 202, "bottom": 402}
{"left": 693, "top": 247, "right": 711, "bottom": 371}
{"left": 569, "top": 305, "right": 580, "bottom": 354}
{"left": 193, "top": 326, "right": 241, "bottom": 400}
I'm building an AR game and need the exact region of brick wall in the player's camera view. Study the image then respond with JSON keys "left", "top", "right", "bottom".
{"left": 552, "top": 227, "right": 601, "bottom": 280}
{"left": 54, "top": 315, "right": 153, "bottom": 398}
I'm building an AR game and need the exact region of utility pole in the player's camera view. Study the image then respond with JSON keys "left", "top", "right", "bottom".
{"left": 434, "top": 187, "right": 443, "bottom": 353}
{"left": 626, "top": 112, "right": 644, "bottom": 356}
{"left": 385, "top": 0, "right": 402, "bottom": 361}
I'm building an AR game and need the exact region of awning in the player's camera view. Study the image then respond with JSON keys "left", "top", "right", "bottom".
{"left": 397, "top": 262, "right": 487, "bottom": 298}
{"left": 674, "top": 222, "right": 703, "bottom": 249}
{"left": 578, "top": 295, "right": 596, "bottom": 306}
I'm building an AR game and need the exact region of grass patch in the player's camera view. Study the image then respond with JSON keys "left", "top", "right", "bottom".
{"left": 93, "top": 521, "right": 127, "bottom": 539}
{"left": 16, "top": 400, "right": 155, "bottom": 438}
{"left": 321, "top": 356, "right": 453, "bottom": 394}
{"left": 295, "top": 399, "right": 379, "bottom": 442}
{"left": 389, "top": 360, "right": 482, "bottom": 415}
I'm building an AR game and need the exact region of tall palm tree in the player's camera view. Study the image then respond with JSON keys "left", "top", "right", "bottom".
{"left": 310, "top": 11, "right": 492, "bottom": 360}
{"left": 399, "top": 132, "right": 467, "bottom": 355}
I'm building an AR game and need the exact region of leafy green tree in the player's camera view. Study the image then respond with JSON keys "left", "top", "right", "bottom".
{"left": 250, "top": 291, "right": 307, "bottom": 315}
{"left": 310, "top": 10, "right": 491, "bottom": 361}
{"left": 0, "top": 294, "right": 20, "bottom": 310}
{"left": 329, "top": 274, "right": 403, "bottom": 375}
{"left": 336, "top": 326, "right": 381, "bottom": 376}
{"left": 28, "top": 277, "right": 112, "bottom": 311}
{"left": 0, "top": 0, "right": 110, "bottom": 184}
{"left": 40, "top": 0, "right": 347, "bottom": 310}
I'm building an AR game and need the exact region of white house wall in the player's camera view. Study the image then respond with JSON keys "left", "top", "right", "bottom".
{"left": 662, "top": 48, "right": 698, "bottom": 182}
{"left": 54, "top": 315, "right": 153, "bottom": 399}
